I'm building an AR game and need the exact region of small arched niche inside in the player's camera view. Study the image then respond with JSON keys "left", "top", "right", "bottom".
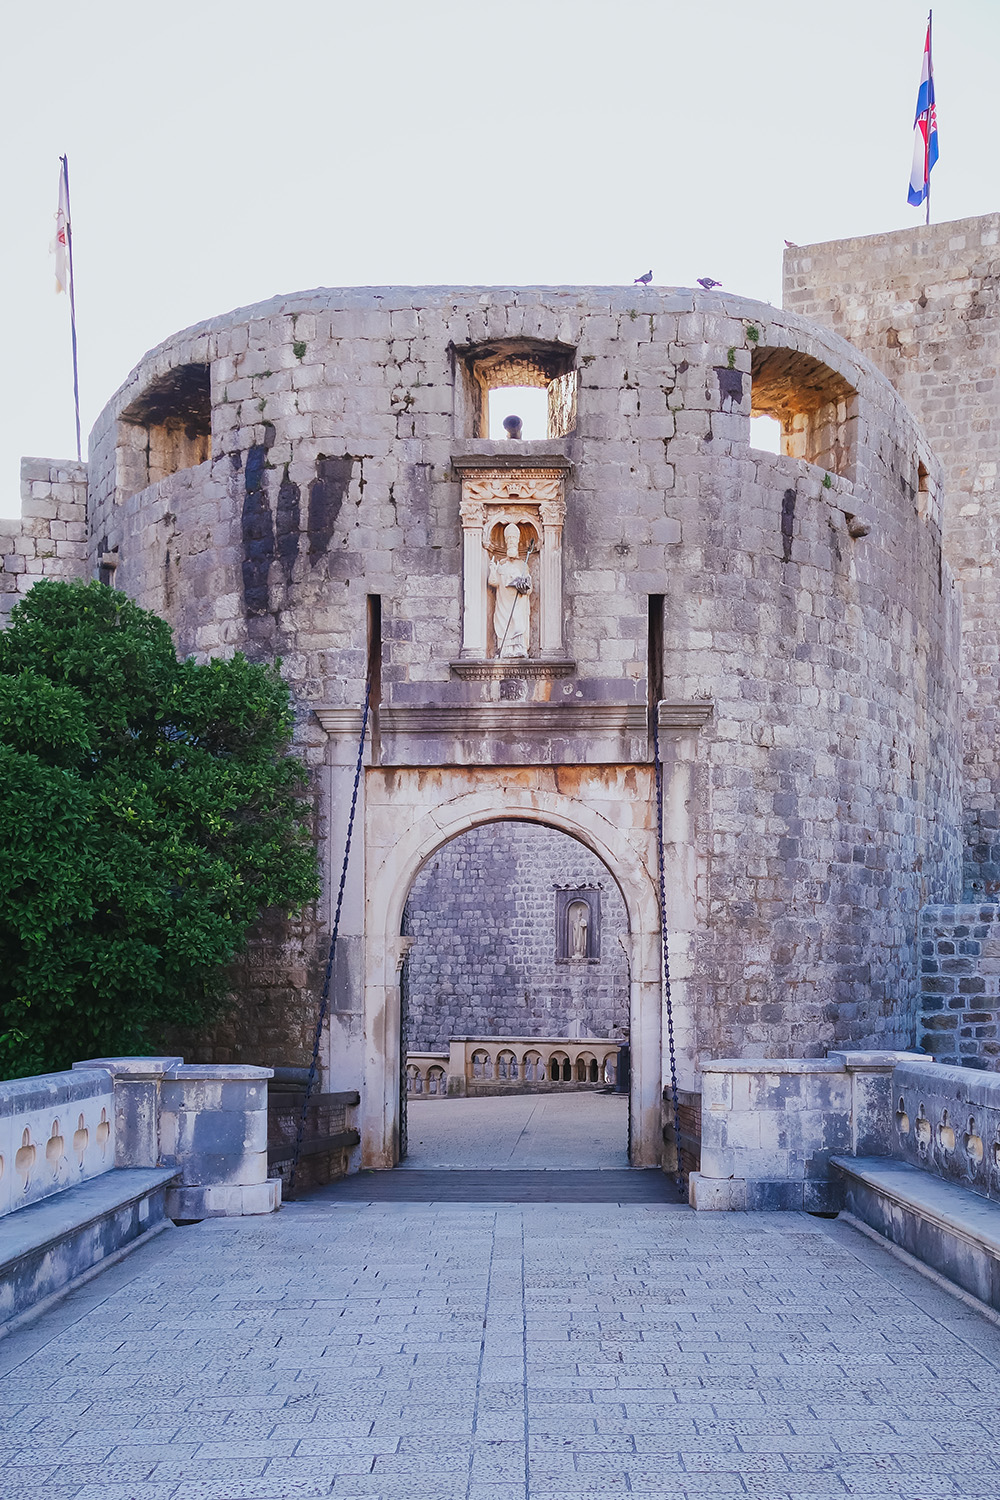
{"left": 456, "top": 338, "right": 578, "bottom": 439}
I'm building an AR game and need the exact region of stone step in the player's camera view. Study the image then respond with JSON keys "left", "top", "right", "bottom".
{"left": 0, "top": 1167, "right": 179, "bottom": 1334}
{"left": 304, "top": 1168, "right": 687, "bottom": 1204}
{"left": 831, "top": 1155, "right": 1000, "bottom": 1313}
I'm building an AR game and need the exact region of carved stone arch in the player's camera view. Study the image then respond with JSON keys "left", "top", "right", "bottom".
{"left": 361, "top": 774, "right": 668, "bottom": 1170}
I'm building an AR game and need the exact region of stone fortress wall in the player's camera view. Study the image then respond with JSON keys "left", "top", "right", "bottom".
{"left": 403, "top": 822, "right": 629, "bottom": 1052}
{"left": 0, "top": 459, "right": 88, "bottom": 615}
{"left": 784, "top": 214, "right": 1000, "bottom": 897}
{"left": 0, "top": 274, "right": 967, "bottom": 1152}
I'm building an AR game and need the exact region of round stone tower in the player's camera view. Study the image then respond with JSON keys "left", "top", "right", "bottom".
{"left": 78, "top": 284, "right": 961, "bottom": 1167}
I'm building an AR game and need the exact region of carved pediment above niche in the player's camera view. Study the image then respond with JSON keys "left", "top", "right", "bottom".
{"left": 461, "top": 470, "right": 566, "bottom": 508}
{"left": 453, "top": 461, "right": 568, "bottom": 669}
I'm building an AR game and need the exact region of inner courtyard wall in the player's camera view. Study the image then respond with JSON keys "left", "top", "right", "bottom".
{"left": 402, "top": 822, "right": 629, "bottom": 1051}
{"left": 784, "top": 214, "right": 1000, "bottom": 896}
{"left": 1, "top": 283, "right": 964, "bottom": 1090}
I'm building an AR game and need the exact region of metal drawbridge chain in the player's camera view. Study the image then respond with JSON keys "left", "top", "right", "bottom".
{"left": 286, "top": 676, "right": 372, "bottom": 1198}
{"left": 653, "top": 704, "right": 686, "bottom": 1200}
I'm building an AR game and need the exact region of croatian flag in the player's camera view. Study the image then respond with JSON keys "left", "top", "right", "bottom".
{"left": 908, "top": 14, "right": 939, "bottom": 209}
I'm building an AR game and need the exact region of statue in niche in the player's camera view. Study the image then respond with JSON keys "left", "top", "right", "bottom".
{"left": 488, "top": 521, "right": 533, "bottom": 659}
{"left": 568, "top": 900, "right": 590, "bottom": 960}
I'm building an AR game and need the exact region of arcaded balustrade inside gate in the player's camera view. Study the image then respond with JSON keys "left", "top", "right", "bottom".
{"left": 406, "top": 1036, "right": 621, "bottom": 1098}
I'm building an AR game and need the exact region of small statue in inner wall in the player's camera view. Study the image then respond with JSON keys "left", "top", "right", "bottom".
{"left": 568, "top": 900, "right": 590, "bottom": 960}
{"left": 488, "top": 522, "right": 532, "bottom": 658}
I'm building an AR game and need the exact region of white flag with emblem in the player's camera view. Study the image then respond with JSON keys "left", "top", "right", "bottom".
{"left": 51, "top": 163, "right": 70, "bottom": 293}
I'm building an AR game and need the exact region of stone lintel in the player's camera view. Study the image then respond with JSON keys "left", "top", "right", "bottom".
{"left": 380, "top": 704, "right": 645, "bottom": 737}
{"left": 449, "top": 659, "right": 576, "bottom": 680}
{"left": 450, "top": 449, "right": 572, "bottom": 472}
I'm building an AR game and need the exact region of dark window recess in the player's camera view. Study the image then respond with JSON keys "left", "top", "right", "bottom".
{"left": 647, "top": 594, "right": 664, "bottom": 736}
{"left": 117, "top": 363, "right": 211, "bottom": 499}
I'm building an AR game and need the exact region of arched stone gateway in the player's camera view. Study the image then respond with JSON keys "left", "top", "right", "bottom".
{"left": 360, "top": 771, "right": 690, "bottom": 1168}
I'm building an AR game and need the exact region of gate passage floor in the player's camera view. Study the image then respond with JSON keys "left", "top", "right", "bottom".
{"left": 4, "top": 1200, "right": 1000, "bottom": 1499}
{"left": 403, "top": 1092, "right": 629, "bottom": 1170}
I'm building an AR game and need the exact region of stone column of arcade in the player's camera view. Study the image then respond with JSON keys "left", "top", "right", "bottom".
{"left": 312, "top": 707, "right": 369, "bottom": 1173}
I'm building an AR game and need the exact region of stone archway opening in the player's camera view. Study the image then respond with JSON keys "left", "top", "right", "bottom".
{"left": 358, "top": 764, "right": 673, "bottom": 1174}
{"left": 399, "top": 819, "right": 631, "bottom": 1170}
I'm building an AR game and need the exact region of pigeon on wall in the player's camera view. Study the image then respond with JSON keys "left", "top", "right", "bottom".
{"left": 697, "top": 277, "right": 722, "bottom": 290}
{"left": 634, "top": 270, "right": 653, "bottom": 285}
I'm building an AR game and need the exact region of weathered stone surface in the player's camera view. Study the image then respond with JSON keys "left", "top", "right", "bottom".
{"left": 1, "top": 277, "right": 972, "bottom": 1160}
{"left": 785, "top": 214, "right": 1000, "bottom": 897}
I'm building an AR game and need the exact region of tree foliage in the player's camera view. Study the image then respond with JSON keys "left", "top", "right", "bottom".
{"left": 0, "top": 580, "right": 319, "bottom": 1077}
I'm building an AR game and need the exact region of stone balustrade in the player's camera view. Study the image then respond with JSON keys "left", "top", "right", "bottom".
{"left": 689, "top": 1049, "right": 1000, "bottom": 1218}
{"left": 72, "top": 1056, "right": 278, "bottom": 1218}
{"left": 406, "top": 1037, "right": 620, "bottom": 1098}
{"left": 689, "top": 1051, "right": 918, "bottom": 1211}
{"left": 0, "top": 1069, "right": 116, "bottom": 1218}
{"left": 0, "top": 1055, "right": 279, "bottom": 1336}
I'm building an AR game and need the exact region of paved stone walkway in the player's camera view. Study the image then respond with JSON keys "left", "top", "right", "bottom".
{"left": 4, "top": 1199, "right": 1000, "bottom": 1499}
{"left": 403, "top": 1093, "right": 628, "bottom": 1170}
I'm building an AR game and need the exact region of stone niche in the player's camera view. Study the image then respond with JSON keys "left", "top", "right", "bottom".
{"left": 452, "top": 455, "right": 570, "bottom": 681}
{"left": 556, "top": 887, "right": 602, "bottom": 963}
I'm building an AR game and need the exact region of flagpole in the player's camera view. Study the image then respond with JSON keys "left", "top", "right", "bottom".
{"left": 59, "top": 154, "right": 82, "bottom": 462}
{"left": 925, "top": 11, "right": 932, "bottom": 226}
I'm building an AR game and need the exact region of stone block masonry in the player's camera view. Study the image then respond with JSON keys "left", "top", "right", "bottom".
{"left": 0, "top": 457, "right": 88, "bottom": 621}
{"left": 785, "top": 215, "right": 1000, "bottom": 895}
{"left": 0, "top": 273, "right": 970, "bottom": 1159}
{"left": 919, "top": 903, "right": 1000, "bottom": 1068}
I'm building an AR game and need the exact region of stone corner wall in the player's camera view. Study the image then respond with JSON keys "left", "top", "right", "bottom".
{"left": 1, "top": 457, "right": 90, "bottom": 622}
{"left": 783, "top": 215, "right": 1000, "bottom": 897}
{"left": 919, "top": 903, "right": 1000, "bottom": 1069}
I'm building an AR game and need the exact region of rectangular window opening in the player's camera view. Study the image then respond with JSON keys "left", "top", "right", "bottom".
{"left": 648, "top": 594, "right": 664, "bottom": 741}
{"left": 367, "top": 594, "right": 382, "bottom": 761}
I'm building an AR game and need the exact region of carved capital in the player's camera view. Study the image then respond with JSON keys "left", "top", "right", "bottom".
{"left": 459, "top": 497, "right": 486, "bottom": 527}
{"left": 538, "top": 497, "right": 566, "bottom": 528}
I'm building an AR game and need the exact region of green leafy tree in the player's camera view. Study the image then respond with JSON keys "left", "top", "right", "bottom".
{"left": 0, "top": 580, "right": 319, "bottom": 1077}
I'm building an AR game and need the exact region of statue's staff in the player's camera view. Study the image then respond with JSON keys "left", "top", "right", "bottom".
{"left": 496, "top": 538, "right": 535, "bottom": 659}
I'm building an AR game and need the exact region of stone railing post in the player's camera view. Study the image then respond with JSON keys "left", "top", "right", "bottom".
{"left": 159, "top": 1064, "right": 277, "bottom": 1218}
{"left": 827, "top": 1051, "right": 930, "bottom": 1157}
{"left": 73, "top": 1056, "right": 183, "bottom": 1168}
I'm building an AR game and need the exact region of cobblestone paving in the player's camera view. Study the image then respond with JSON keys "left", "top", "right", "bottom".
{"left": 3, "top": 1200, "right": 1000, "bottom": 1499}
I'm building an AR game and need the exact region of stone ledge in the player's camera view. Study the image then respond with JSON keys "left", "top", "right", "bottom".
{"left": 381, "top": 704, "right": 645, "bottom": 735}
{"left": 700, "top": 1057, "right": 845, "bottom": 1074}
{"left": 449, "top": 660, "right": 576, "bottom": 681}
{"left": 450, "top": 448, "right": 572, "bottom": 472}
{"left": 0, "top": 1167, "right": 179, "bottom": 1331}
{"left": 832, "top": 1155, "right": 1000, "bottom": 1311}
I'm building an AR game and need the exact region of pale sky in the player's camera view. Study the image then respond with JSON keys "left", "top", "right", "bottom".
{"left": 1, "top": 0, "right": 996, "bottom": 518}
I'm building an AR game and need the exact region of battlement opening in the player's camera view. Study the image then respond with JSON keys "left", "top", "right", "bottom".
{"left": 751, "top": 347, "right": 857, "bottom": 479}
{"left": 457, "top": 339, "right": 578, "bottom": 440}
{"left": 116, "top": 363, "right": 211, "bottom": 500}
